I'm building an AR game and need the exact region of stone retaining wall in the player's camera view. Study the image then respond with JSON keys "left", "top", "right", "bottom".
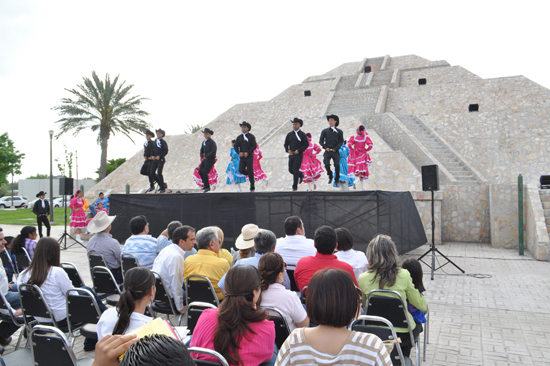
{"left": 524, "top": 184, "right": 550, "bottom": 260}
{"left": 489, "top": 184, "right": 520, "bottom": 248}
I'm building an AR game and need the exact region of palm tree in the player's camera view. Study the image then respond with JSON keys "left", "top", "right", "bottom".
{"left": 186, "top": 124, "right": 202, "bottom": 134}
{"left": 52, "top": 71, "right": 150, "bottom": 181}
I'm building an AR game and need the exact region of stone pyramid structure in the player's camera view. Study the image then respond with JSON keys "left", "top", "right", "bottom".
{"left": 89, "top": 54, "right": 550, "bottom": 260}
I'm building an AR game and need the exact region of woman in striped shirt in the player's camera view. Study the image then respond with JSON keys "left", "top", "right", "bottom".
{"left": 276, "top": 268, "right": 392, "bottom": 366}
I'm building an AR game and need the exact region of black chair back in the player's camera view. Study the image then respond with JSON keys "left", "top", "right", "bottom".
{"left": 66, "top": 289, "right": 102, "bottom": 326}
{"left": 88, "top": 251, "right": 107, "bottom": 275}
{"left": 19, "top": 284, "right": 58, "bottom": 328}
{"left": 0, "top": 291, "right": 25, "bottom": 350}
{"left": 300, "top": 286, "right": 308, "bottom": 304}
{"left": 188, "top": 346, "right": 229, "bottom": 366}
{"left": 0, "top": 250, "right": 14, "bottom": 269}
{"left": 14, "top": 248, "right": 31, "bottom": 268}
{"left": 186, "top": 275, "right": 219, "bottom": 307}
{"left": 91, "top": 266, "right": 120, "bottom": 296}
{"left": 121, "top": 253, "right": 139, "bottom": 278}
{"left": 61, "top": 262, "right": 85, "bottom": 287}
{"left": 286, "top": 269, "right": 299, "bottom": 292}
{"left": 31, "top": 325, "right": 80, "bottom": 366}
{"left": 260, "top": 307, "right": 290, "bottom": 349}
{"left": 365, "top": 295, "right": 409, "bottom": 329}
{"left": 187, "top": 302, "right": 217, "bottom": 335}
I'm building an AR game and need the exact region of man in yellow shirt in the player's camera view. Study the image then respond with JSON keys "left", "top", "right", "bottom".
{"left": 183, "top": 226, "right": 230, "bottom": 300}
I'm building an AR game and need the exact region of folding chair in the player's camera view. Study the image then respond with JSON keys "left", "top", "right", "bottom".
{"left": 185, "top": 275, "right": 219, "bottom": 307}
{"left": 286, "top": 268, "right": 299, "bottom": 292}
{"left": 66, "top": 288, "right": 103, "bottom": 346}
{"left": 351, "top": 315, "right": 409, "bottom": 366}
{"left": 260, "top": 306, "right": 291, "bottom": 349}
{"left": 19, "top": 284, "right": 60, "bottom": 332}
{"left": 0, "top": 250, "right": 17, "bottom": 277}
{"left": 61, "top": 262, "right": 86, "bottom": 288}
{"left": 300, "top": 285, "right": 308, "bottom": 305}
{"left": 91, "top": 266, "right": 121, "bottom": 306}
{"left": 364, "top": 289, "right": 422, "bottom": 366}
{"left": 31, "top": 325, "right": 94, "bottom": 366}
{"left": 121, "top": 253, "right": 139, "bottom": 279}
{"left": 14, "top": 248, "right": 31, "bottom": 269}
{"left": 0, "top": 291, "right": 27, "bottom": 350}
{"left": 150, "top": 271, "right": 183, "bottom": 326}
{"left": 188, "top": 346, "right": 229, "bottom": 366}
{"left": 87, "top": 251, "right": 107, "bottom": 277}
{"left": 187, "top": 302, "right": 217, "bottom": 335}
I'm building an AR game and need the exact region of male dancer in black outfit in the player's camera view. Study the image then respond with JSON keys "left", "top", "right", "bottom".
{"left": 319, "top": 114, "right": 344, "bottom": 187}
{"left": 284, "top": 118, "right": 309, "bottom": 191}
{"left": 32, "top": 191, "right": 50, "bottom": 238}
{"left": 234, "top": 121, "right": 256, "bottom": 191}
{"left": 142, "top": 130, "right": 156, "bottom": 192}
{"left": 149, "top": 129, "right": 169, "bottom": 193}
{"left": 199, "top": 128, "right": 217, "bottom": 193}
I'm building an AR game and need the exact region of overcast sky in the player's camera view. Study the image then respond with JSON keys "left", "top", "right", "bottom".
{"left": 1, "top": 0, "right": 549, "bottom": 181}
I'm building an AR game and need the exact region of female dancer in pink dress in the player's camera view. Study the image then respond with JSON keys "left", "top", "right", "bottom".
{"left": 348, "top": 125, "right": 373, "bottom": 189}
{"left": 252, "top": 144, "right": 268, "bottom": 186}
{"left": 299, "top": 133, "right": 324, "bottom": 191}
{"left": 193, "top": 158, "right": 219, "bottom": 190}
{"left": 69, "top": 190, "right": 88, "bottom": 243}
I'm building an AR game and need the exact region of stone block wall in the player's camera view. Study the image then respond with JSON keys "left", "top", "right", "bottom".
{"left": 386, "top": 55, "right": 449, "bottom": 71}
{"left": 524, "top": 184, "right": 550, "bottom": 260}
{"left": 304, "top": 61, "right": 363, "bottom": 82}
{"left": 412, "top": 190, "right": 442, "bottom": 246}
{"left": 489, "top": 184, "right": 519, "bottom": 248}
{"left": 399, "top": 66, "right": 481, "bottom": 87}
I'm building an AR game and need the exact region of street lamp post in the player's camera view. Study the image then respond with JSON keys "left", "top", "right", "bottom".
{"left": 49, "top": 130, "right": 54, "bottom": 223}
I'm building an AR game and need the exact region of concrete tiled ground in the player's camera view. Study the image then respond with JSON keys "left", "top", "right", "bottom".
{"left": 1, "top": 224, "right": 549, "bottom": 365}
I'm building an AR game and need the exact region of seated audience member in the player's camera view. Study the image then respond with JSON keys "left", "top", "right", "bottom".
{"left": 276, "top": 268, "right": 391, "bottom": 366}
{"left": 183, "top": 227, "right": 230, "bottom": 300}
{"left": 0, "top": 228, "right": 22, "bottom": 348}
{"left": 157, "top": 221, "right": 197, "bottom": 261}
{"left": 121, "top": 215, "right": 158, "bottom": 270}
{"left": 334, "top": 227, "right": 368, "bottom": 279}
{"left": 259, "top": 252, "right": 308, "bottom": 331}
{"left": 275, "top": 216, "right": 315, "bottom": 267}
{"left": 97, "top": 267, "right": 155, "bottom": 339}
{"left": 218, "top": 229, "right": 290, "bottom": 291}
{"left": 10, "top": 226, "right": 38, "bottom": 259}
{"left": 231, "top": 223, "right": 258, "bottom": 265}
{"left": 294, "top": 225, "right": 358, "bottom": 291}
{"left": 214, "top": 226, "right": 233, "bottom": 266}
{"left": 96, "top": 192, "right": 110, "bottom": 211}
{"left": 3, "top": 236, "right": 15, "bottom": 281}
{"left": 190, "top": 265, "right": 276, "bottom": 366}
{"left": 17, "top": 237, "right": 107, "bottom": 351}
{"left": 87, "top": 211, "right": 123, "bottom": 283}
{"left": 358, "top": 234, "right": 427, "bottom": 358}
{"left": 152, "top": 226, "right": 195, "bottom": 314}
{"left": 91, "top": 333, "right": 195, "bottom": 366}
{"left": 96, "top": 202, "right": 108, "bottom": 215}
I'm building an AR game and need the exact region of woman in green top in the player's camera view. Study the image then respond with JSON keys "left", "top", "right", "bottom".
{"left": 358, "top": 234, "right": 427, "bottom": 358}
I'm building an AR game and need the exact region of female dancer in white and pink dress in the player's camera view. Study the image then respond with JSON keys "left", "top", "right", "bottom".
{"left": 193, "top": 158, "right": 219, "bottom": 190}
{"left": 252, "top": 144, "right": 268, "bottom": 187}
{"left": 69, "top": 190, "right": 89, "bottom": 243}
{"left": 299, "top": 133, "right": 324, "bottom": 191}
{"left": 348, "top": 125, "right": 373, "bottom": 190}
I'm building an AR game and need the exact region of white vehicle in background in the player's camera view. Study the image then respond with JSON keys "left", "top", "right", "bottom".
{"left": 53, "top": 197, "right": 71, "bottom": 208}
{"left": 0, "top": 196, "right": 28, "bottom": 209}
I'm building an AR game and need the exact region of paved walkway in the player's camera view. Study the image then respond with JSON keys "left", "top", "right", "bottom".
{"left": 0, "top": 223, "right": 549, "bottom": 365}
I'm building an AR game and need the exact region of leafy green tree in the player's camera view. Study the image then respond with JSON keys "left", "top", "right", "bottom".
{"left": 53, "top": 71, "right": 150, "bottom": 181}
{"left": 95, "top": 158, "right": 127, "bottom": 179}
{"left": 0, "top": 132, "right": 25, "bottom": 185}
{"left": 54, "top": 142, "right": 74, "bottom": 177}
{"left": 27, "top": 173, "right": 49, "bottom": 179}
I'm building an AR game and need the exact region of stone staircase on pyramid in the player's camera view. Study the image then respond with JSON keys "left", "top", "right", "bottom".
{"left": 325, "top": 89, "right": 380, "bottom": 117}
{"left": 393, "top": 113, "right": 482, "bottom": 184}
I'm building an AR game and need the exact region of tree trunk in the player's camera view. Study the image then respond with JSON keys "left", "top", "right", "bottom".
{"left": 98, "top": 126, "right": 110, "bottom": 181}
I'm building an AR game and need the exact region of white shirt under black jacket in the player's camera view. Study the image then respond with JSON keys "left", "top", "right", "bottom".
{"left": 152, "top": 244, "right": 186, "bottom": 311}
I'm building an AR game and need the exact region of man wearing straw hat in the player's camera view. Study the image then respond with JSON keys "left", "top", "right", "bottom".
{"left": 86, "top": 211, "right": 122, "bottom": 283}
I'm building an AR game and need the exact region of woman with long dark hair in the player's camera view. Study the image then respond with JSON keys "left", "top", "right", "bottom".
{"left": 190, "top": 265, "right": 276, "bottom": 366}
{"left": 334, "top": 227, "right": 368, "bottom": 279}
{"left": 358, "top": 234, "right": 427, "bottom": 358}
{"left": 258, "top": 252, "right": 308, "bottom": 331}
{"left": 17, "top": 237, "right": 107, "bottom": 351}
{"left": 10, "top": 226, "right": 37, "bottom": 259}
{"left": 97, "top": 267, "right": 155, "bottom": 339}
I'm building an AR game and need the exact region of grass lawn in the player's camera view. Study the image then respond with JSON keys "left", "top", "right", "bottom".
{"left": 0, "top": 207, "right": 69, "bottom": 226}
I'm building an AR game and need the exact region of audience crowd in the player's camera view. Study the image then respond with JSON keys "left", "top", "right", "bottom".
{"left": 0, "top": 212, "right": 428, "bottom": 366}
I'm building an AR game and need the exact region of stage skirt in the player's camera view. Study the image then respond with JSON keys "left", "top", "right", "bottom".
{"left": 300, "top": 155, "right": 323, "bottom": 183}
{"left": 348, "top": 151, "right": 372, "bottom": 181}
{"left": 193, "top": 159, "right": 219, "bottom": 188}
{"left": 226, "top": 160, "right": 247, "bottom": 184}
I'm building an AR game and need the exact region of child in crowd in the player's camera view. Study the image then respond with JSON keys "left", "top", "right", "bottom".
{"left": 401, "top": 258, "right": 427, "bottom": 323}
{"left": 96, "top": 201, "right": 108, "bottom": 215}
{"left": 10, "top": 226, "right": 38, "bottom": 260}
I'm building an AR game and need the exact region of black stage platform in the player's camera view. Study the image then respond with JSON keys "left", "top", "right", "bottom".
{"left": 109, "top": 190, "right": 427, "bottom": 255}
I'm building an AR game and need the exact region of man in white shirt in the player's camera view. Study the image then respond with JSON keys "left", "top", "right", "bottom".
{"left": 152, "top": 225, "right": 196, "bottom": 314}
{"left": 275, "top": 216, "right": 316, "bottom": 267}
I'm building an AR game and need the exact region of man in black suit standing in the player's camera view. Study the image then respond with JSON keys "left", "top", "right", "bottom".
{"left": 149, "top": 128, "right": 169, "bottom": 193}
{"left": 33, "top": 191, "right": 51, "bottom": 238}
{"left": 199, "top": 128, "right": 217, "bottom": 193}
{"left": 142, "top": 130, "right": 156, "bottom": 192}
{"left": 319, "top": 114, "right": 344, "bottom": 187}
{"left": 235, "top": 122, "right": 256, "bottom": 191}
{"left": 284, "top": 118, "right": 309, "bottom": 191}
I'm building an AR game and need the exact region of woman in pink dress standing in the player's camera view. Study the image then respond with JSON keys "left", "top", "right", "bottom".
{"left": 193, "top": 158, "right": 219, "bottom": 191}
{"left": 299, "top": 133, "right": 324, "bottom": 191}
{"left": 69, "top": 190, "right": 88, "bottom": 243}
{"left": 252, "top": 144, "right": 268, "bottom": 187}
{"left": 348, "top": 125, "right": 373, "bottom": 190}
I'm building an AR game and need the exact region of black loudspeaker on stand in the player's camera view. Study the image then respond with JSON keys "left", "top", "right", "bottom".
{"left": 57, "top": 178, "right": 85, "bottom": 250}
{"left": 417, "top": 165, "right": 465, "bottom": 280}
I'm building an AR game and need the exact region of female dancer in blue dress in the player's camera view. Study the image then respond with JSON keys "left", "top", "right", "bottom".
{"left": 226, "top": 140, "right": 247, "bottom": 192}
{"left": 333, "top": 141, "right": 355, "bottom": 190}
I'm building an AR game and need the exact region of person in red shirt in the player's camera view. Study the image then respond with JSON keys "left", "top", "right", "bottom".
{"left": 294, "top": 225, "right": 358, "bottom": 291}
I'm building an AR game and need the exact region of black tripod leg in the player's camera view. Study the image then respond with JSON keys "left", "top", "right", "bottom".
{"left": 434, "top": 248, "right": 465, "bottom": 273}
{"left": 417, "top": 247, "right": 432, "bottom": 262}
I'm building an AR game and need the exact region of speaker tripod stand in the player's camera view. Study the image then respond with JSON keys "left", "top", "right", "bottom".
{"left": 417, "top": 190, "right": 464, "bottom": 280}
{"left": 58, "top": 193, "right": 85, "bottom": 250}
